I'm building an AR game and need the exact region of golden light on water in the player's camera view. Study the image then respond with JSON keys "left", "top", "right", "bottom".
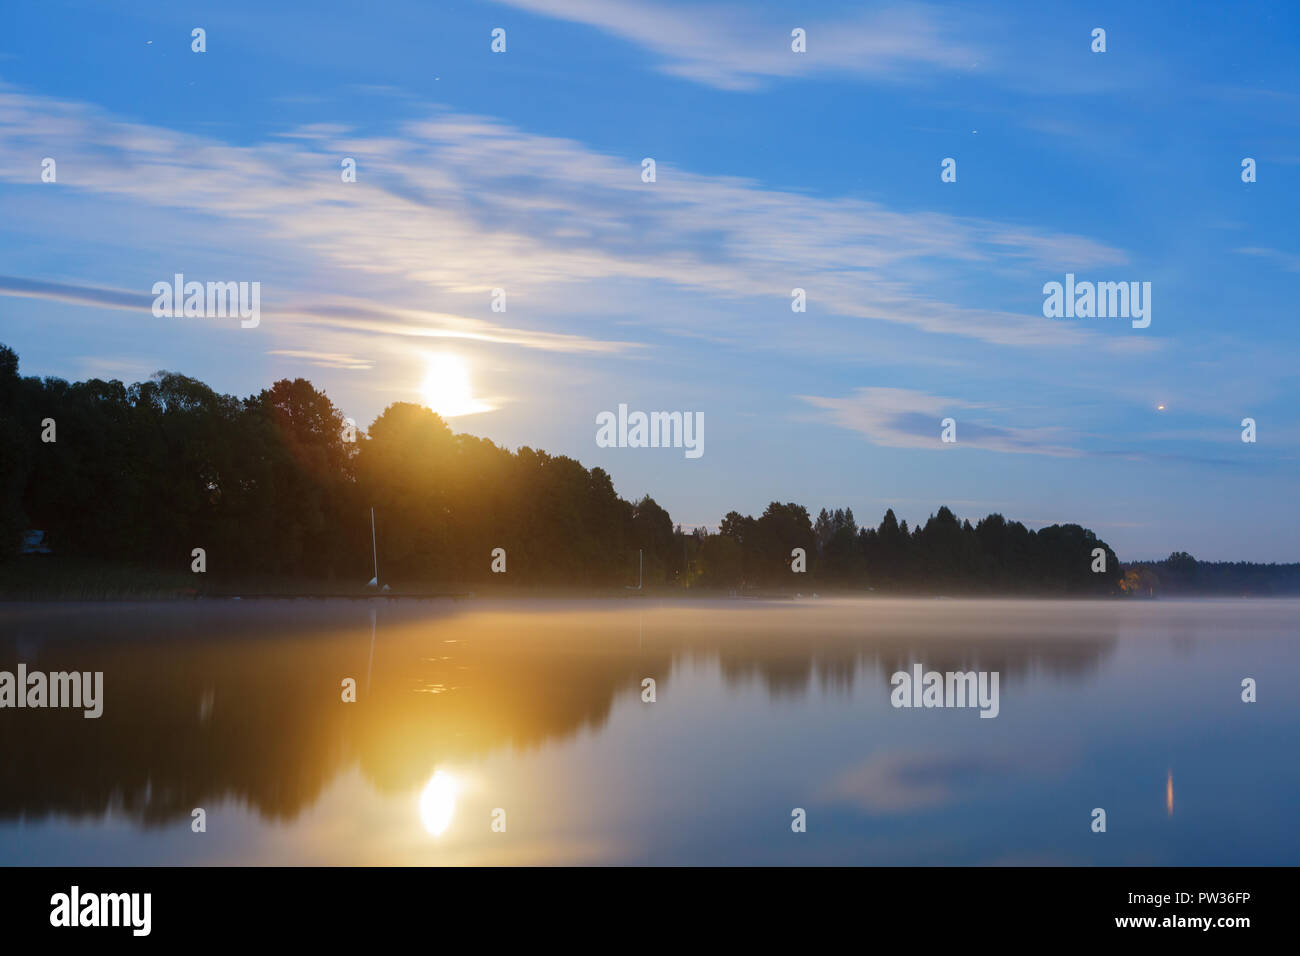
{"left": 1166, "top": 770, "right": 1174, "bottom": 816}
{"left": 420, "top": 353, "right": 493, "bottom": 418}
{"left": 419, "top": 770, "right": 459, "bottom": 836}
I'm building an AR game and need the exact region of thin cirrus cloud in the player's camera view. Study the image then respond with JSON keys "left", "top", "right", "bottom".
{"left": 0, "top": 85, "right": 1130, "bottom": 357}
{"left": 0, "top": 275, "right": 154, "bottom": 311}
{"left": 265, "top": 350, "right": 374, "bottom": 370}
{"left": 0, "top": 275, "right": 635, "bottom": 356}
{"left": 800, "top": 386, "right": 1080, "bottom": 458}
{"left": 491, "top": 0, "right": 1184, "bottom": 101}
{"left": 1234, "top": 246, "right": 1300, "bottom": 272}
{"left": 490, "top": 0, "right": 986, "bottom": 91}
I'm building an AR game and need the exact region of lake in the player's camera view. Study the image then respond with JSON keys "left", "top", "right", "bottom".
{"left": 1, "top": 597, "right": 1295, "bottom": 865}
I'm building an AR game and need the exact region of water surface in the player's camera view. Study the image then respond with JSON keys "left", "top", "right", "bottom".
{"left": 1, "top": 597, "right": 1295, "bottom": 865}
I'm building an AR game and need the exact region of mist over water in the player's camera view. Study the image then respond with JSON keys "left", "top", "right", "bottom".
{"left": 1, "top": 598, "right": 1295, "bottom": 865}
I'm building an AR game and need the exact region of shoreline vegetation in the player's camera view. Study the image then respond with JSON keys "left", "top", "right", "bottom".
{"left": 4, "top": 561, "right": 1300, "bottom": 602}
{"left": 3, "top": 344, "right": 1298, "bottom": 601}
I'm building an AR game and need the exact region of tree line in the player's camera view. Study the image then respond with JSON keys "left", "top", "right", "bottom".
{"left": 0, "top": 343, "right": 1222, "bottom": 595}
{"left": 684, "top": 503, "right": 1123, "bottom": 594}
{"left": 0, "top": 344, "right": 672, "bottom": 587}
{"left": 1121, "top": 552, "right": 1300, "bottom": 596}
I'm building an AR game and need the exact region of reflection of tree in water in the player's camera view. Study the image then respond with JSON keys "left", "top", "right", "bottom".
{"left": 707, "top": 600, "right": 1120, "bottom": 696}
{"left": 0, "top": 598, "right": 1117, "bottom": 825}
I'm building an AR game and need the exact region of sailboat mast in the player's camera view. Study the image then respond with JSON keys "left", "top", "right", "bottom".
{"left": 371, "top": 507, "right": 379, "bottom": 582}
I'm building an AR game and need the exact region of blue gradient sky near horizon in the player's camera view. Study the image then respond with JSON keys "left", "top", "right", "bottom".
{"left": 1, "top": 1, "right": 1297, "bottom": 561}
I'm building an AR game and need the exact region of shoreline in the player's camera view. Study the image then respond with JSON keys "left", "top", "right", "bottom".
{"left": 2, "top": 589, "right": 1285, "bottom": 604}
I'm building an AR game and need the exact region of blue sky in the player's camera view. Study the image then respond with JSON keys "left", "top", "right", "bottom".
{"left": 1, "top": 0, "right": 1298, "bottom": 560}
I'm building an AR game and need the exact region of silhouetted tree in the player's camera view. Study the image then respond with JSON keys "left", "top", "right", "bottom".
{"left": 6, "top": 344, "right": 1245, "bottom": 597}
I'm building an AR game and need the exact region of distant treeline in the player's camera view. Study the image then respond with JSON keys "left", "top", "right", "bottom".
{"left": 1121, "top": 552, "right": 1300, "bottom": 596}
{"left": 688, "top": 504, "right": 1121, "bottom": 594}
{"left": 3, "top": 344, "right": 1290, "bottom": 595}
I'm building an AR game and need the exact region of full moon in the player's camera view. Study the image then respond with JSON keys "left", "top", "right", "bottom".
{"left": 420, "top": 353, "right": 492, "bottom": 418}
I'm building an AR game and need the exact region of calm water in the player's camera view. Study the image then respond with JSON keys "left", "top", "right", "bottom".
{"left": 1, "top": 597, "right": 1296, "bottom": 865}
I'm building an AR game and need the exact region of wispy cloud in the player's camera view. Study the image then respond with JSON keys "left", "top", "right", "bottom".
{"left": 800, "top": 386, "right": 1079, "bottom": 457}
{"left": 0, "top": 276, "right": 635, "bottom": 355}
{"left": 490, "top": 0, "right": 985, "bottom": 91}
{"left": 0, "top": 86, "right": 1131, "bottom": 358}
{"left": 0, "top": 274, "right": 153, "bottom": 311}
{"left": 73, "top": 355, "right": 162, "bottom": 382}
{"left": 1234, "top": 246, "right": 1300, "bottom": 272}
{"left": 265, "top": 349, "right": 373, "bottom": 370}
